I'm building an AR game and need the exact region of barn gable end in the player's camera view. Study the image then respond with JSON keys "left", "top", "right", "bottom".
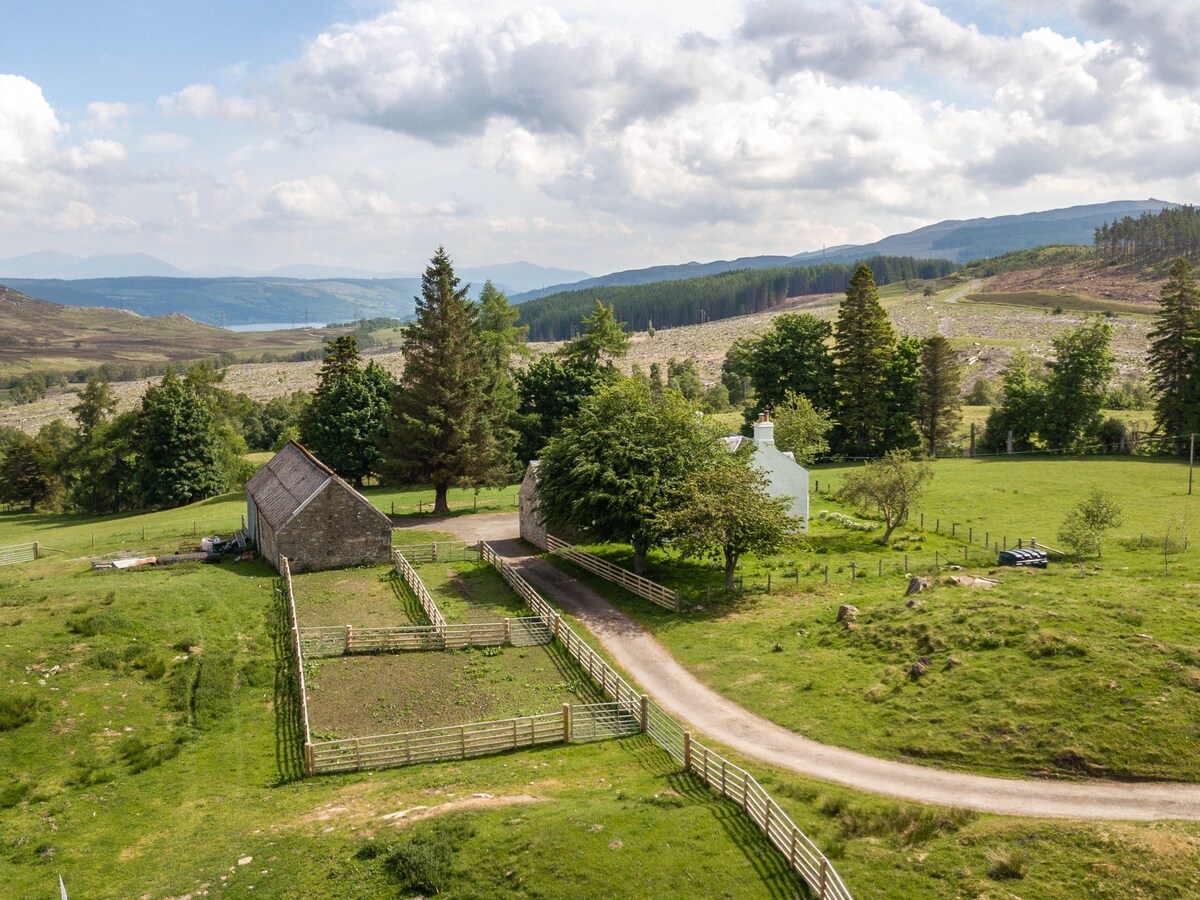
{"left": 246, "top": 441, "right": 392, "bottom": 572}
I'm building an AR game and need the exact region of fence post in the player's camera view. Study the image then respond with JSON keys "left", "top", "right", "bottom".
{"left": 824, "top": 565, "right": 828, "bottom": 583}
{"left": 554, "top": 614, "right": 562, "bottom": 640}
{"left": 985, "top": 530, "right": 989, "bottom": 547}
{"left": 849, "top": 562, "right": 856, "bottom": 580}
{"left": 344, "top": 624, "right": 352, "bottom": 654}
{"left": 964, "top": 547, "right": 969, "bottom": 563}
{"left": 305, "top": 742, "right": 314, "bottom": 776}
{"left": 904, "top": 554, "right": 909, "bottom": 573}
{"left": 563, "top": 703, "right": 572, "bottom": 744}
{"left": 33, "top": 542, "right": 40, "bottom": 560}
{"left": 820, "top": 858, "right": 828, "bottom": 899}
{"left": 920, "top": 513, "right": 924, "bottom": 527}
{"left": 767, "top": 572, "right": 772, "bottom": 592}
{"left": 969, "top": 527, "right": 973, "bottom": 543}
{"left": 952, "top": 522, "right": 957, "bottom": 537}
{"left": 934, "top": 550, "right": 939, "bottom": 568}
{"left": 640, "top": 695, "right": 648, "bottom": 733}
{"left": 877, "top": 559, "right": 882, "bottom": 577}
{"left": 504, "top": 618, "right": 511, "bottom": 644}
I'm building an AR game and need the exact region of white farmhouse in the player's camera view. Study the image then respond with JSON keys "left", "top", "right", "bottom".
{"left": 724, "top": 413, "right": 809, "bottom": 531}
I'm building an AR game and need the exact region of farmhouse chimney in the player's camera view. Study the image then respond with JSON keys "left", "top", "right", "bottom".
{"left": 753, "top": 412, "right": 775, "bottom": 447}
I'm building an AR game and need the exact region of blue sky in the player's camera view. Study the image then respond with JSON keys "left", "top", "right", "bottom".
{"left": 1, "top": 1, "right": 1199, "bottom": 275}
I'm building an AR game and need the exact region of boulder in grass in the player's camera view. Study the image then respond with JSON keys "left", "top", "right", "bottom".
{"left": 836, "top": 604, "right": 858, "bottom": 623}
{"left": 910, "top": 656, "right": 932, "bottom": 678}
{"left": 905, "top": 576, "right": 932, "bottom": 597}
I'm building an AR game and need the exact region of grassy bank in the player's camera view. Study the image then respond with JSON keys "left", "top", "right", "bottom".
{"left": 551, "top": 455, "right": 1200, "bottom": 781}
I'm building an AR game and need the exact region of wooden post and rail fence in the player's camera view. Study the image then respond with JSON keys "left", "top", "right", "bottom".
{"left": 545, "top": 534, "right": 680, "bottom": 612}
{"left": 477, "top": 542, "right": 851, "bottom": 900}
{"left": 285, "top": 540, "right": 850, "bottom": 896}
{"left": 0, "top": 542, "right": 42, "bottom": 566}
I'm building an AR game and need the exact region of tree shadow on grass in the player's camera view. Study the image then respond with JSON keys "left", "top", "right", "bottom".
{"left": 269, "top": 579, "right": 307, "bottom": 784}
{"left": 615, "top": 735, "right": 813, "bottom": 899}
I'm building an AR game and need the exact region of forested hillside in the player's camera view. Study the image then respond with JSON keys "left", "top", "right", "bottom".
{"left": 517, "top": 255, "right": 954, "bottom": 341}
{"left": 1095, "top": 205, "right": 1200, "bottom": 265}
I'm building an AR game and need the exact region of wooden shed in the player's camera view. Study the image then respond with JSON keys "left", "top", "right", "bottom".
{"left": 246, "top": 441, "right": 393, "bottom": 573}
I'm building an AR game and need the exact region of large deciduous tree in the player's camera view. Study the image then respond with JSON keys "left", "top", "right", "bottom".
{"left": 1041, "top": 319, "right": 1115, "bottom": 451}
{"left": 745, "top": 313, "right": 836, "bottom": 414}
{"left": 662, "top": 450, "right": 799, "bottom": 591}
{"left": 833, "top": 264, "right": 896, "bottom": 455}
{"left": 535, "top": 378, "right": 717, "bottom": 574}
{"left": 1148, "top": 258, "right": 1200, "bottom": 450}
{"left": 980, "top": 352, "right": 1046, "bottom": 453}
{"left": 514, "top": 355, "right": 610, "bottom": 462}
{"left": 915, "top": 335, "right": 963, "bottom": 457}
{"left": 133, "top": 369, "right": 225, "bottom": 508}
{"left": 382, "top": 247, "right": 511, "bottom": 513}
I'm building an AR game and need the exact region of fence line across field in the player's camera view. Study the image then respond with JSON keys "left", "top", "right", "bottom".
{"left": 297, "top": 616, "right": 553, "bottom": 657}
{"left": 478, "top": 542, "right": 851, "bottom": 900}
{"left": 546, "top": 534, "right": 680, "bottom": 612}
{"left": 279, "top": 557, "right": 315, "bottom": 775}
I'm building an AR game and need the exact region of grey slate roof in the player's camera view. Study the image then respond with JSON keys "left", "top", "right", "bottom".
{"left": 246, "top": 441, "right": 334, "bottom": 529}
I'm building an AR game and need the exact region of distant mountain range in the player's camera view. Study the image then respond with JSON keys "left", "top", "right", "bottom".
{"left": 512, "top": 198, "right": 1176, "bottom": 301}
{"left": 0, "top": 253, "right": 591, "bottom": 296}
{"left": 0, "top": 200, "right": 1179, "bottom": 326}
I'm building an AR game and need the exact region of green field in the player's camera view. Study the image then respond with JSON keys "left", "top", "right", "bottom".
{"left": 6, "top": 488, "right": 1200, "bottom": 895}
{"left": 554, "top": 455, "right": 1200, "bottom": 781}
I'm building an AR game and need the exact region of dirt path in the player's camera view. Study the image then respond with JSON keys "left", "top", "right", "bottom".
{"left": 943, "top": 278, "right": 981, "bottom": 303}
{"left": 415, "top": 513, "right": 1200, "bottom": 820}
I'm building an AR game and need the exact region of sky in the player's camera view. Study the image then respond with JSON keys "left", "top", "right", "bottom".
{"left": 1, "top": 0, "right": 1199, "bottom": 276}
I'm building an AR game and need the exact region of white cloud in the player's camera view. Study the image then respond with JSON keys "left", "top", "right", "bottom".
{"left": 85, "top": 101, "right": 136, "bottom": 130}
{"left": 0, "top": 74, "right": 64, "bottom": 165}
{"left": 158, "top": 83, "right": 277, "bottom": 127}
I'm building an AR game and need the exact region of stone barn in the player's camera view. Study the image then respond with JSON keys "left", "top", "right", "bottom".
{"left": 246, "top": 441, "right": 393, "bottom": 573}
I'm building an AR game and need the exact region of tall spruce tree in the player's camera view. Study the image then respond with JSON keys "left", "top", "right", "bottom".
{"left": 833, "top": 263, "right": 895, "bottom": 454}
{"left": 1148, "top": 258, "right": 1200, "bottom": 450}
{"left": 915, "top": 335, "right": 963, "bottom": 457}
{"left": 559, "top": 300, "right": 630, "bottom": 367}
{"left": 382, "top": 247, "right": 509, "bottom": 513}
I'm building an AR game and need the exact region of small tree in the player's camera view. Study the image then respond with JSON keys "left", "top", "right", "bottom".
{"left": 840, "top": 450, "right": 932, "bottom": 542}
{"left": 1057, "top": 489, "right": 1124, "bottom": 559}
{"left": 772, "top": 390, "right": 833, "bottom": 465}
{"left": 663, "top": 451, "right": 799, "bottom": 591}
{"left": 559, "top": 301, "right": 630, "bottom": 367}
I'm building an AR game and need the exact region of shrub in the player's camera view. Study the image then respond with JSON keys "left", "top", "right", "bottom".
{"left": 67, "top": 611, "right": 127, "bottom": 637}
{"left": 987, "top": 849, "right": 1029, "bottom": 880}
{"left": 0, "top": 778, "right": 32, "bottom": 808}
{"left": 117, "top": 733, "right": 188, "bottom": 774}
{"left": 0, "top": 690, "right": 44, "bottom": 731}
{"left": 816, "top": 510, "right": 877, "bottom": 532}
{"left": 383, "top": 817, "right": 475, "bottom": 895}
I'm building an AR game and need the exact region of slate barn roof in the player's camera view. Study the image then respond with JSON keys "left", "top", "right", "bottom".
{"left": 246, "top": 441, "right": 389, "bottom": 531}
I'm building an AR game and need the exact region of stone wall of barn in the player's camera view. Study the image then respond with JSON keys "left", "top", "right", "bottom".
{"left": 277, "top": 482, "right": 392, "bottom": 573}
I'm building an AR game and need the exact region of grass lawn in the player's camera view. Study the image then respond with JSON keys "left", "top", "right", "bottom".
{"left": 551, "top": 455, "right": 1200, "bottom": 781}
{"left": 362, "top": 483, "right": 520, "bottom": 518}
{"left": 6, "top": 499, "right": 1200, "bottom": 896}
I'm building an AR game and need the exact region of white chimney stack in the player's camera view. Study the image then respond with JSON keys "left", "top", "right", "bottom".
{"left": 753, "top": 411, "right": 775, "bottom": 447}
